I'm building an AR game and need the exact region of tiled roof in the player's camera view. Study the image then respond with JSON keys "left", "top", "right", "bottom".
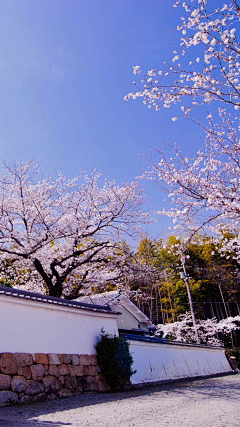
{"left": 0, "top": 285, "right": 119, "bottom": 315}
{"left": 77, "top": 291, "right": 120, "bottom": 306}
{"left": 124, "top": 334, "right": 222, "bottom": 349}
{"left": 78, "top": 291, "right": 154, "bottom": 325}
{"left": 78, "top": 291, "right": 155, "bottom": 329}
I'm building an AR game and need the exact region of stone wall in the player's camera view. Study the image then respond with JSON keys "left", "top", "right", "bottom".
{"left": 0, "top": 352, "right": 111, "bottom": 407}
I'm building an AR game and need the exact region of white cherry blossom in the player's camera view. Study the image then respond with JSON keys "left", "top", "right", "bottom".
{"left": 125, "top": 1, "right": 240, "bottom": 116}
{"left": 142, "top": 109, "right": 240, "bottom": 258}
{"left": 0, "top": 160, "right": 149, "bottom": 298}
{"left": 155, "top": 312, "right": 240, "bottom": 346}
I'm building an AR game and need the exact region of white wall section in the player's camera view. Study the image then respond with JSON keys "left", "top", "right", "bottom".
{"left": 0, "top": 288, "right": 232, "bottom": 386}
{"left": 0, "top": 294, "right": 119, "bottom": 354}
{"left": 129, "top": 339, "right": 232, "bottom": 384}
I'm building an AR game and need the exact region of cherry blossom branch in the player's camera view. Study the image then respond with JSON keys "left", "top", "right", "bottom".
{"left": 125, "top": 1, "right": 240, "bottom": 118}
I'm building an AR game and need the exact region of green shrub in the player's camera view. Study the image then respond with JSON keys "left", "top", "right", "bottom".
{"left": 226, "top": 348, "right": 240, "bottom": 368}
{"left": 95, "top": 329, "right": 136, "bottom": 388}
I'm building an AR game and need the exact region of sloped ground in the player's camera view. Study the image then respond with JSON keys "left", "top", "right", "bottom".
{"left": 0, "top": 374, "right": 239, "bottom": 427}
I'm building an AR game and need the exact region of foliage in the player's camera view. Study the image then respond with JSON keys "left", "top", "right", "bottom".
{"left": 155, "top": 312, "right": 240, "bottom": 346}
{"left": 0, "top": 280, "right": 12, "bottom": 288}
{"left": 128, "top": 235, "right": 240, "bottom": 325}
{"left": 226, "top": 347, "right": 240, "bottom": 368}
{"left": 0, "top": 160, "right": 149, "bottom": 298}
{"left": 128, "top": 236, "right": 165, "bottom": 322}
{"left": 95, "top": 329, "right": 136, "bottom": 388}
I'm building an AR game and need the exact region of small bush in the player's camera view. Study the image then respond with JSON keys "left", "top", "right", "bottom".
{"left": 95, "top": 329, "right": 136, "bottom": 388}
{"left": 226, "top": 348, "right": 240, "bottom": 368}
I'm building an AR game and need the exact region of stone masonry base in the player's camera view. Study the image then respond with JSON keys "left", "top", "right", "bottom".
{"left": 0, "top": 352, "right": 112, "bottom": 407}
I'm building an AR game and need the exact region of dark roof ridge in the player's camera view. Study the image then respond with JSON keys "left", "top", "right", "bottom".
{"left": 124, "top": 334, "right": 224, "bottom": 349}
{"left": 0, "top": 285, "right": 120, "bottom": 315}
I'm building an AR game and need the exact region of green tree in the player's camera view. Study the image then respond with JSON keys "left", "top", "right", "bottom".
{"left": 129, "top": 235, "right": 240, "bottom": 325}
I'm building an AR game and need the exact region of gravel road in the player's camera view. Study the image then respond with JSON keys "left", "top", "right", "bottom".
{"left": 0, "top": 374, "right": 239, "bottom": 427}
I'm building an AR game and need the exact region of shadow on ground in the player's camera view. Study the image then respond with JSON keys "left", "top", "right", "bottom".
{"left": 0, "top": 373, "right": 239, "bottom": 426}
{"left": 0, "top": 420, "right": 69, "bottom": 426}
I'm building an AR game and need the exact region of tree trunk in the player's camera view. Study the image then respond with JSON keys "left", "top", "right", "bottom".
{"left": 33, "top": 258, "right": 63, "bottom": 298}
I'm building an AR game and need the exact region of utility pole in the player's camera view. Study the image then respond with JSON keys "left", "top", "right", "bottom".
{"left": 179, "top": 246, "right": 200, "bottom": 344}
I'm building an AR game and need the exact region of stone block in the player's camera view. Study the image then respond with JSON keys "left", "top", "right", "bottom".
{"left": 35, "top": 354, "right": 49, "bottom": 365}
{"left": 18, "top": 367, "right": 31, "bottom": 380}
{"left": 58, "top": 376, "right": 65, "bottom": 386}
{"left": 58, "top": 388, "right": 74, "bottom": 398}
{"left": 83, "top": 366, "right": 89, "bottom": 376}
{"left": 19, "top": 395, "right": 34, "bottom": 404}
{"left": 59, "top": 364, "right": 70, "bottom": 376}
{"left": 79, "top": 354, "right": 90, "bottom": 366}
{"left": 86, "top": 376, "right": 98, "bottom": 391}
{"left": 20, "top": 392, "right": 47, "bottom": 404}
{"left": 15, "top": 353, "right": 33, "bottom": 367}
{"left": 43, "top": 376, "right": 60, "bottom": 393}
{"left": 64, "top": 375, "right": 78, "bottom": 390}
{"left": 48, "top": 354, "right": 63, "bottom": 365}
{"left": 11, "top": 376, "right": 26, "bottom": 393}
{"left": 48, "top": 365, "right": 60, "bottom": 378}
{"left": 0, "top": 353, "right": 17, "bottom": 375}
{"left": 83, "top": 365, "right": 97, "bottom": 376}
{"left": 96, "top": 364, "right": 102, "bottom": 373}
{"left": 90, "top": 355, "right": 98, "bottom": 366}
{"left": 0, "top": 374, "right": 11, "bottom": 390}
{"left": 71, "top": 354, "right": 80, "bottom": 365}
{"left": 76, "top": 378, "right": 83, "bottom": 392}
{"left": 25, "top": 380, "right": 44, "bottom": 395}
{"left": 62, "top": 354, "right": 71, "bottom": 364}
{"left": 0, "top": 390, "right": 18, "bottom": 406}
{"left": 31, "top": 364, "right": 45, "bottom": 381}
{"left": 96, "top": 373, "right": 105, "bottom": 381}
{"left": 87, "top": 365, "right": 98, "bottom": 376}
{"left": 48, "top": 392, "right": 58, "bottom": 400}
{"left": 33, "top": 393, "right": 47, "bottom": 403}
{"left": 58, "top": 354, "right": 64, "bottom": 364}
{"left": 98, "top": 380, "right": 111, "bottom": 392}
{"left": 69, "top": 365, "right": 84, "bottom": 376}
{"left": 77, "top": 376, "right": 88, "bottom": 392}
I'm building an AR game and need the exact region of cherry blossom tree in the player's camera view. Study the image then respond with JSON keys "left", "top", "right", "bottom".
{"left": 155, "top": 312, "right": 240, "bottom": 346}
{"left": 125, "top": 0, "right": 240, "bottom": 118}
{"left": 124, "top": 0, "right": 240, "bottom": 331}
{"left": 0, "top": 160, "right": 149, "bottom": 299}
{"left": 143, "top": 109, "right": 240, "bottom": 257}
{"left": 124, "top": 1, "right": 240, "bottom": 250}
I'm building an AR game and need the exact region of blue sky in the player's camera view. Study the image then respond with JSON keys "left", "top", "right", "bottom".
{"left": 0, "top": 0, "right": 208, "bottom": 240}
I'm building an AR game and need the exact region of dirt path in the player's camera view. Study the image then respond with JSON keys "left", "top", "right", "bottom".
{"left": 0, "top": 374, "right": 239, "bottom": 427}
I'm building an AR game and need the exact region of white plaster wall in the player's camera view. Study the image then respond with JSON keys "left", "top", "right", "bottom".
{"left": 129, "top": 340, "right": 232, "bottom": 384}
{"left": 111, "top": 304, "right": 140, "bottom": 331}
{"left": 0, "top": 295, "right": 119, "bottom": 354}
